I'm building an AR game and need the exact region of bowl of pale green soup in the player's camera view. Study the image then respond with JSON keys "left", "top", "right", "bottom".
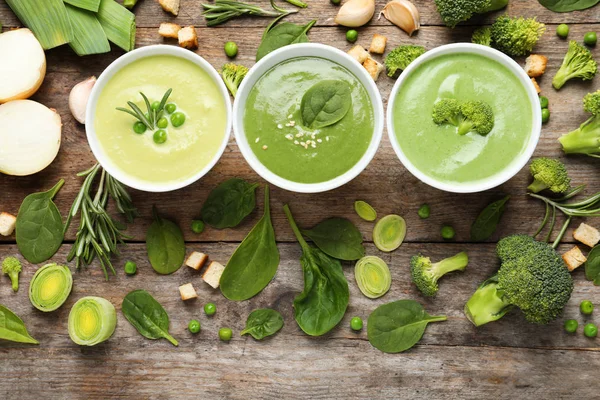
{"left": 234, "top": 43, "right": 384, "bottom": 193}
{"left": 86, "top": 45, "right": 231, "bottom": 192}
{"left": 387, "top": 43, "right": 542, "bottom": 193}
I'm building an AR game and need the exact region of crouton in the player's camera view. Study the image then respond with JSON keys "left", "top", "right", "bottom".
{"left": 179, "top": 283, "right": 198, "bottom": 300}
{"left": 186, "top": 251, "right": 208, "bottom": 271}
{"left": 178, "top": 26, "right": 198, "bottom": 49}
{"left": 347, "top": 45, "right": 369, "bottom": 64}
{"left": 369, "top": 34, "right": 388, "bottom": 55}
{"left": 524, "top": 54, "right": 548, "bottom": 78}
{"left": 562, "top": 246, "right": 587, "bottom": 272}
{"left": 159, "top": 0, "right": 179, "bottom": 16}
{"left": 573, "top": 223, "right": 600, "bottom": 248}
{"left": 202, "top": 261, "right": 225, "bottom": 289}
{"left": 0, "top": 212, "right": 16, "bottom": 236}
{"left": 363, "top": 57, "right": 385, "bottom": 81}
{"left": 159, "top": 22, "right": 181, "bottom": 39}
{"left": 531, "top": 78, "right": 541, "bottom": 94}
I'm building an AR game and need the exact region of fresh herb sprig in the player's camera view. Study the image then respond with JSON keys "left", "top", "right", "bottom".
{"left": 202, "top": 0, "right": 298, "bottom": 27}
{"left": 116, "top": 88, "right": 172, "bottom": 131}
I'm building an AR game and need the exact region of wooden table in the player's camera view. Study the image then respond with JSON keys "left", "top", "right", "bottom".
{"left": 1, "top": 1, "right": 600, "bottom": 398}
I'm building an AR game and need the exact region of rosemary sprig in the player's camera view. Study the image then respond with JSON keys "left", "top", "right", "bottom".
{"left": 116, "top": 88, "right": 172, "bottom": 130}
{"left": 202, "top": 0, "right": 298, "bottom": 26}
{"left": 64, "top": 164, "right": 138, "bottom": 280}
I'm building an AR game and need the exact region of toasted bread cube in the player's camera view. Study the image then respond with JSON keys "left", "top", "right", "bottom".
{"left": 178, "top": 26, "right": 198, "bottom": 49}
{"left": 573, "top": 223, "right": 600, "bottom": 248}
{"left": 159, "top": 0, "right": 179, "bottom": 15}
{"left": 524, "top": 54, "right": 548, "bottom": 78}
{"left": 562, "top": 246, "right": 587, "bottom": 272}
{"left": 347, "top": 45, "right": 369, "bottom": 64}
{"left": 369, "top": 34, "right": 388, "bottom": 55}
{"left": 186, "top": 251, "right": 208, "bottom": 271}
{"left": 159, "top": 22, "right": 181, "bottom": 39}
{"left": 0, "top": 212, "right": 16, "bottom": 236}
{"left": 363, "top": 57, "right": 384, "bottom": 81}
{"left": 179, "top": 283, "right": 198, "bottom": 300}
{"left": 531, "top": 78, "right": 541, "bottom": 94}
{"left": 202, "top": 261, "right": 225, "bottom": 289}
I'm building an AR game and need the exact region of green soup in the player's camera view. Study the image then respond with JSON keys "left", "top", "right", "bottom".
{"left": 244, "top": 57, "right": 375, "bottom": 184}
{"left": 95, "top": 55, "right": 227, "bottom": 186}
{"left": 392, "top": 52, "right": 533, "bottom": 186}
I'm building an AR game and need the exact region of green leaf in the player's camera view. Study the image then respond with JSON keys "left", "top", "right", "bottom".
{"left": 146, "top": 207, "right": 185, "bottom": 275}
{"left": 585, "top": 245, "right": 600, "bottom": 285}
{"left": 220, "top": 187, "right": 280, "bottom": 301}
{"left": 16, "top": 180, "right": 65, "bottom": 264}
{"left": 538, "top": 0, "right": 600, "bottom": 12}
{"left": 256, "top": 19, "right": 317, "bottom": 61}
{"left": 240, "top": 308, "right": 284, "bottom": 340}
{"left": 201, "top": 178, "right": 259, "bottom": 229}
{"left": 301, "top": 80, "right": 352, "bottom": 129}
{"left": 121, "top": 289, "right": 178, "bottom": 346}
{"left": 300, "top": 217, "right": 365, "bottom": 261}
{"left": 0, "top": 304, "right": 39, "bottom": 344}
{"left": 367, "top": 300, "right": 446, "bottom": 353}
{"left": 470, "top": 195, "right": 510, "bottom": 241}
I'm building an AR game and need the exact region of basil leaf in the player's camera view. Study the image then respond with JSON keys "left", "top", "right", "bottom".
{"left": 0, "top": 304, "right": 39, "bottom": 344}
{"left": 300, "top": 217, "right": 365, "bottom": 261}
{"left": 301, "top": 80, "right": 352, "bottom": 129}
{"left": 146, "top": 207, "right": 185, "bottom": 275}
{"left": 538, "top": 0, "right": 600, "bottom": 12}
{"left": 367, "top": 300, "right": 446, "bottom": 354}
{"left": 201, "top": 178, "right": 259, "bottom": 229}
{"left": 470, "top": 195, "right": 510, "bottom": 242}
{"left": 585, "top": 245, "right": 600, "bottom": 285}
{"left": 256, "top": 20, "right": 317, "bottom": 61}
{"left": 220, "top": 186, "right": 280, "bottom": 301}
{"left": 241, "top": 308, "right": 284, "bottom": 340}
{"left": 121, "top": 289, "right": 178, "bottom": 346}
{"left": 16, "top": 179, "right": 65, "bottom": 264}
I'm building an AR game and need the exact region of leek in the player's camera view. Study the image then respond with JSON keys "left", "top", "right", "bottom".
{"left": 354, "top": 256, "right": 392, "bottom": 299}
{"left": 65, "top": 4, "right": 110, "bottom": 56}
{"left": 123, "top": 0, "right": 140, "bottom": 9}
{"left": 64, "top": 0, "right": 101, "bottom": 12}
{"left": 97, "top": 0, "right": 136, "bottom": 52}
{"left": 68, "top": 296, "right": 117, "bottom": 346}
{"left": 29, "top": 263, "right": 73, "bottom": 312}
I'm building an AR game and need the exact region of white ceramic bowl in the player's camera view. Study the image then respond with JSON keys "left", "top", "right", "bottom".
{"left": 85, "top": 45, "right": 232, "bottom": 192}
{"left": 233, "top": 43, "right": 384, "bottom": 193}
{"left": 386, "top": 43, "right": 542, "bottom": 193}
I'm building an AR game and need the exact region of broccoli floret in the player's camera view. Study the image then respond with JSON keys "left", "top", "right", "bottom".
{"left": 464, "top": 235, "right": 573, "bottom": 326}
{"left": 384, "top": 45, "right": 426, "bottom": 77}
{"left": 432, "top": 98, "right": 461, "bottom": 126}
{"left": 410, "top": 252, "right": 469, "bottom": 297}
{"left": 2, "top": 256, "right": 21, "bottom": 292}
{"left": 559, "top": 90, "right": 600, "bottom": 156}
{"left": 491, "top": 16, "right": 545, "bottom": 57}
{"left": 472, "top": 27, "right": 492, "bottom": 46}
{"left": 553, "top": 41, "right": 598, "bottom": 90}
{"left": 221, "top": 63, "right": 248, "bottom": 98}
{"left": 432, "top": 99, "right": 494, "bottom": 136}
{"left": 527, "top": 157, "right": 571, "bottom": 194}
{"left": 435, "top": 0, "right": 508, "bottom": 28}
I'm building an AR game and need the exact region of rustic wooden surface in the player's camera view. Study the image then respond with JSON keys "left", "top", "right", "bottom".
{"left": 1, "top": 1, "right": 600, "bottom": 398}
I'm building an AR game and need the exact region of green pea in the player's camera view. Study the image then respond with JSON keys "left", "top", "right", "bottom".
{"left": 350, "top": 317, "right": 363, "bottom": 331}
{"left": 346, "top": 30, "right": 358, "bottom": 43}
{"left": 191, "top": 220, "right": 205, "bottom": 234}
{"left": 418, "top": 204, "right": 430, "bottom": 219}
{"left": 204, "top": 303, "right": 216, "bottom": 316}
{"left": 219, "top": 327, "right": 232, "bottom": 341}
{"left": 124, "top": 260, "right": 137, "bottom": 276}
{"left": 564, "top": 319, "right": 578, "bottom": 333}
{"left": 165, "top": 103, "right": 176, "bottom": 114}
{"left": 541, "top": 108, "right": 550, "bottom": 124}
{"left": 441, "top": 225, "right": 455, "bottom": 240}
{"left": 153, "top": 129, "right": 167, "bottom": 144}
{"left": 331, "top": 0, "right": 341, "bottom": 4}
{"left": 584, "top": 32, "right": 597, "bottom": 46}
{"left": 151, "top": 101, "right": 160, "bottom": 111}
{"left": 188, "top": 319, "right": 201, "bottom": 334}
{"left": 171, "top": 112, "right": 186, "bottom": 127}
{"left": 157, "top": 117, "right": 168, "bottom": 129}
{"left": 581, "top": 300, "right": 594, "bottom": 315}
{"left": 556, "top": 24, "right": 569, "bottom": 39}
{"left": 584, "top": 323, "right": 598, "bottom": 338}
{"left": 224, "top": 41, "right": 238, "bottom": 58}
{"left": 133, "top": 121, "right": 146, "bottom": 134}
{"left": 539, "top": 96, "right": 549, "bottom": 109}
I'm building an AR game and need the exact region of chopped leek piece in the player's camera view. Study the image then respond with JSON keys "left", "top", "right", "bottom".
{"left": 123, "top": 0, "right": 139, "bottom": 9}
{"left": 68, "top": 296, "right": 116, "bottom": 346}
{"left": 65, "top": 4, "right": 110, "bottom": 56}
{"left": 29, "top": 263, "right": 73, "bottom": 312}
{"left": 64, "top": 0, "right": 101, "bottom": 12}
{"left": 97, "top": 0, "right": 136, "bottom": 52}
{"left": 354, "top": 256, "right": 392, "bottom": 299}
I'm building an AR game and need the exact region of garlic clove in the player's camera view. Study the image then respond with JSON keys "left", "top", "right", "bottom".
{"left": 380, "top": 0, "right": 421, "bottom": 36}
{"left": 69, "top": 76, "right": 96, "bottom": 124}
{"left": 335, "top": 0, "right": 375, "bottom": 28}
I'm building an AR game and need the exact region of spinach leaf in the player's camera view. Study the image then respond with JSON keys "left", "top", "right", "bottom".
{"left": 220, "top": 186, "right": 280, "bottom": 301}
{"left": 0, "top": 304, "right": 39, "bottom": 344}
{"left": 470, "top": 195, "right": 510, "bottom": 241}
{"left": 201, "top": 178, "right": 259, "bottom": 229}
{"left": 121, "top": 289, "right": 178, "bottom": 346}
{"left": 241, "top": 308, "right": 284, "bottom": 340}
{"left": 284, "top": 205, "right": 349, "bottom": 336}
{"left": 585, "top": 245, "right": 600, "bottom": 285}
{"left": 256, "top": 20, "right": 317, "bottom": 61}
{"left": 300, "top": 217, "right": 365, "bottom": 261}
{"left": 367, "top": 300, "right": 446, "bottom": 353}
{"left": 538, "top": 0, "right": 600, "bottom": 12}
{"left": 16, "top": 179, "right": 65, "bottom": 264}
{"left": 146, "top": 207, "right": 185, "bottom": 275}
{"left": 301, "top": 80, "right": 352, "bottom": 129}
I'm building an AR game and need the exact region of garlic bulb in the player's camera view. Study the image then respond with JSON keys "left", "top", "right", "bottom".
{"left": 335, "top": 0, "right": 375, "bottom": 28}
{"left": 380, "top": 0, "right": 421, "bottom": 36}
{"left": 69, "top": 76, "right": 96, "bottom": 124}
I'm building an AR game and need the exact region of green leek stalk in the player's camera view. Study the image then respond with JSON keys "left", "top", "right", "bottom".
{"left": 97, "top": 0, "right": 136, "bottom": 52}
{"left": 29, "top": 263, "right": 73, "bottom": 312}
{"left": 123, "top": 0, "right": 139, "bottom": 9}
{"left": 64, "top": 0, "right": 101, "bottom": 12}
{"left": 65, "top": 4, "right": 110, "bottom": 56}
{"left": 68, "top": 297, "right": 117, "bottom": 346}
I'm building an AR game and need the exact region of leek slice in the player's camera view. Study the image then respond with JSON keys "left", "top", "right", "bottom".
{"left": 68, "top": 296, "right": 116, "bottom": 346}
{"left": 65, "top": 4, "right": 110, "bottom": 56}
{"left": 29, "top": 263, "right": 73, "bottom": 312}
{"left": 354, "top": 256, "right": 391, "bottom": 299}
{"left": 97, "top": 0, "right": 136, "bottom": 52}
{"left": 64, "top": 0, "right": 101, "bottom": 12}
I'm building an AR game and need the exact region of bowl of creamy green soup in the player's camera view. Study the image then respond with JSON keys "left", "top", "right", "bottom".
{"left": 234, "top": 43, "right": 384, "bottom": 193}
{"left": 86, "top": 45, "right": 231, "bottom": 192}
{"left": 387, "top": 43, "right": 542, "bottom": 193}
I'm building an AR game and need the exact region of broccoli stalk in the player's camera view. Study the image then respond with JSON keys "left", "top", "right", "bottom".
{"left": 2, "top": 256, "right": 22, "bottom": 292}
{"left": 432, "top": 99, "right": 494, "bottom": 136}
{"left": 527, "top": 157, "right": 571, "bottom": 194}
{"left": 491, "top": 16, "right": 545, "bottom": 57}
{"left": 553, "top": 41, "right": 598, "bottom": 90}
{"left": 410, "top": 252, "right": 469, "bottom": 297}
{"left": 221, "top": 63, "right": 249, "bottom": 98}
{"left": 464, "top": 275, "right": 513, "bottom": 326}
{"left": 384, "top": 45, "right": 426, "bottom": 77}
{"left": 559, "top": 90, "right": 600, "bottom": 156}
{"left": 435, "top": 0, "right": 508, "bottom": 28}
